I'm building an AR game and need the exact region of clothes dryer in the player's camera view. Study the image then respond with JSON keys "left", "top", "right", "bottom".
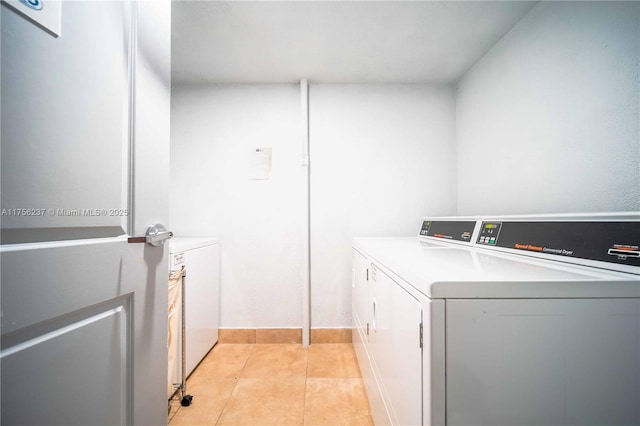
{"left": 352, "top": 214, "right": 639, "bottom": 426}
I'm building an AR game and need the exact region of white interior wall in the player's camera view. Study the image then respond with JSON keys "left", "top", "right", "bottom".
{"left": 309, "top": 85, "right": 456, "bottom": 327}
{"left": 456, "top": 1, "right": 640, "bottom": 215}
{"left": 171, "top": 83, "right": 456, "bottom": 328}
{"left": 170, "top": 84, "right": 304, "bottom": 328}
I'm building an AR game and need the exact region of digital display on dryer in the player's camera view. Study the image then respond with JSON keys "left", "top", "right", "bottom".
{"left": 477, "top": 222, "right": 502, "bottom": 245}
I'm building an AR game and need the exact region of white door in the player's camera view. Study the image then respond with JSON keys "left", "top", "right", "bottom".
{"left": 1, "top": 1, "right": 171, "bottom": 425}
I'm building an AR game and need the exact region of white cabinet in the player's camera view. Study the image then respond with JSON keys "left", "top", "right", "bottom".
{"left": 352, "top": 248, "right": 424, "bottom": 426}
{"left": 169, "top": 238, "right": 220, "bottom": 377}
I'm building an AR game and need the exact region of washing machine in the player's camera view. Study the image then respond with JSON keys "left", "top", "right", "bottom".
{"left": 352, "top": 213, "right": 639, "bottom": 426}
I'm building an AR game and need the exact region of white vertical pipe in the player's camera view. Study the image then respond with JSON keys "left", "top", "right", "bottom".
{"left": 301, "top": 79, "right": 311, "bottom": 347}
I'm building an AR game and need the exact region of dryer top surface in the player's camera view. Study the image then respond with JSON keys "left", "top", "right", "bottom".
{"left": 353, "top": 237, "right": 640, "bottom": 299}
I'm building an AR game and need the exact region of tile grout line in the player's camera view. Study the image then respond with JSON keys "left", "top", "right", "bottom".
{"left": 214, "top": 344, "right": 256, "bottom": 425}
{"left": 213, "top": 377, "right": 235, "bottom": 426}
{"left": 168, "top": 401, "right": 181, "bottom": 423}
{"left": 172, "top": 343, "right": 370, "bottom": 425}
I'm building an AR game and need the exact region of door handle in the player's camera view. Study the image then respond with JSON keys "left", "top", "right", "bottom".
{"left": 146, "top": 224, "right": 173, "bottom": 246}
{"left": 128, "top": 223, "right": 173, "bottom": 246}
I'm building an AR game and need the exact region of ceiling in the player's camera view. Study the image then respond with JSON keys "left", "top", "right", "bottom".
{"left": 171, "top": 1, "right": 537, "bottom": 84}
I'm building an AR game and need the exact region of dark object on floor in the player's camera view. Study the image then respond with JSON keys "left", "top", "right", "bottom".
{"left": 181, "top": 394, "right": 193, "bottom": 407}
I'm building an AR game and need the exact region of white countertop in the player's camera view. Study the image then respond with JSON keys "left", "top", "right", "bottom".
{"left": 169, "top": 237, "right": 219, "bottom": 253}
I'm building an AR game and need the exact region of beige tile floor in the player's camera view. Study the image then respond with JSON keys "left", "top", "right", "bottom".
{"left": 169, "top": 343, "right": 374, "bottom": 426}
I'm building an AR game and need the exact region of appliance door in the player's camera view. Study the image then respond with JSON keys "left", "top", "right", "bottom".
{"left": 446, "top": 298, "right": 640, "bottom": 426}
{"left": 369, "top": 265, "right": 423, "bottom": 426}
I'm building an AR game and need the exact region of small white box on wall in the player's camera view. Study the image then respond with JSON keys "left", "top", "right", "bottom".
{"left": 248, "top": 147, "right": 272, "bottom": 180}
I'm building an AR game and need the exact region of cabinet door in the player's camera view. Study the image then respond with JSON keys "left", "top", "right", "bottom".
{"left": 183, "top": 244, "right": 220, "bottom": 376}
{"left": 370, "top": 264, "right": 423, "bottom": 426}
{"left": 352, "top": 248, "right": 371, "bottom": 341}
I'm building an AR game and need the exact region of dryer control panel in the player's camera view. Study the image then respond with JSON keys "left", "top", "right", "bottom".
{"left": 477, "top": 222, "right": 502, "bottom": 246}
{"left": 477, "top": 220, "right": 640, "bottom": 267}
{"left": 420, "top": 220, "right": 476, "bottom": 242}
